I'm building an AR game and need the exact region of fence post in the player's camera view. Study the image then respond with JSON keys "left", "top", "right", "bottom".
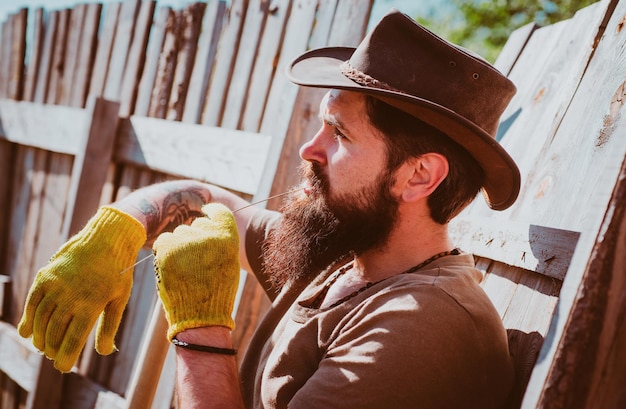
{"left": 26, "top": 96, "right": 120, "bottom": 409}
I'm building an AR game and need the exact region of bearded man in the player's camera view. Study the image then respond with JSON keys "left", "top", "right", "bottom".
{"left": 18, "top": 9, "right": 520, "bottom": 409}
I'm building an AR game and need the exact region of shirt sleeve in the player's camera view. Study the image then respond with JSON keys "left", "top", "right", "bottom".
{"left": 244, "top": 208, "right": 282, "bottom": 299}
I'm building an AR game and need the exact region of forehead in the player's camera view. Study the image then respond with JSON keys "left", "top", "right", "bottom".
{"left": 319, "top": 89, "right": 368, "bottom": 118}
{"left": 320, "top": 89, "right": 370, "bottom": 127}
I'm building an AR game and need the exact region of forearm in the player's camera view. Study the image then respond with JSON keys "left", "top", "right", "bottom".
{"left": 111, "top": 180, "right": 257, "bottom": 270}
{"left": 112, "top": 180, "right": 245, "bottom": 241}
{"left": 174, "top": 327, "right": 244, "bottom": 409}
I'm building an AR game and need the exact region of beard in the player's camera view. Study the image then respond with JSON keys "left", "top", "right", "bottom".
{"left": 262, "top": 162, "right": 399, "bottom": 289}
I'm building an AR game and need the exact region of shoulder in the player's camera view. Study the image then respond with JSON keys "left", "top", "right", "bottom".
{"left": 244, "top": 209, "right": 281, "bottom": 272}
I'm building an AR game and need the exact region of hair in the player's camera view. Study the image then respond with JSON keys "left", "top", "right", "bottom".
{"left": 364, "top": 95, "right": 485, "bottom": 224}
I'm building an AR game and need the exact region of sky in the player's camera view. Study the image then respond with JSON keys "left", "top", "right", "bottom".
{"left": 0, "top": 0, "right": 454, "bottom": 30}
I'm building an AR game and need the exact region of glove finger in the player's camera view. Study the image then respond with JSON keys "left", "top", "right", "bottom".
{"left": 55, "top": 314, "right": 98, "bottom": 373}
{"left": 17, "top": 286, "right": 46, "bottom": 338}
{"left": 153, "top": 230, "right": 178, "bottom": 252}
{"left": 95, "top": 295, "right": 129, "bottom": 355}
{"left": 32, "top": 297, "right": 57, "bottom": 352}
{"left": 200, "top": 203, "right": 236, "bottom": 228}
{"left": 44, "top": 307, "right": 73, "bottom": 360}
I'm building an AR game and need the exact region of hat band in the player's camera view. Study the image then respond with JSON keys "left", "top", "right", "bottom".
{"left": 340, "top": 61, "right": 403, "bottom": 93}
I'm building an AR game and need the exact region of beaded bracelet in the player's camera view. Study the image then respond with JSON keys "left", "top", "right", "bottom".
{"left": 171, "top": 336, "right": 237, "bottom": 355}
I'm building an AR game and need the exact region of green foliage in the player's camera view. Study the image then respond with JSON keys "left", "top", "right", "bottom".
{"left": 419, "top": 0, "right": 599, "bottom": 62}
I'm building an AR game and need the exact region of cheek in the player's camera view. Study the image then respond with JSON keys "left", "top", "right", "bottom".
{"left": 329, "top": 156, "right": 384, "bottom": 194}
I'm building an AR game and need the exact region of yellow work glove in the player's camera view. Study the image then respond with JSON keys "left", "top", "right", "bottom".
{"left": 152, "top": 203, "right": 240, "bottom": 340}
{"left": 17, "top": 206, "right": 146, "bottom": 373}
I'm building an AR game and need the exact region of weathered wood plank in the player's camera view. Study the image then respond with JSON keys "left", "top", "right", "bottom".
{"left": 25, "top": 359, "right": 63, "bottom": 409}
{"left": 5, "top": 146, "right": 48, "bottom": 323}
{"left": 201, "top": 0, "right": 248, "bottom": 125}
{"left": 166, "top": 2, "right": 206, "bottom": 121}
{"left": 107, "top": 247, "right": 158, "bottom": 394}
{"left": 503, "top": 269, "right": 560, "bottom": 335}
{"left": 0, "top": 20, "right": 10, "bottom": 98}
{"left": 307, "top": 0, "right": 339, "bottom": 49}
{"left": 0, "top": 144, "right": 15, "bottom": 285}
{"left": 148, "top": 8, "right": 179, "bottom": 119}
{"left": 476, "top": 258, "right": 524, "bottom": 319}
{"left": 182, "top": 0, "right": 226, "bottom": 123}
{"left": 91, "top": 2, "right": 126, "bottom": 250}
{"left": 584, "top": 175, "right": 626, "bottom": 407}
{"left": 94, "top": 390, "right": 126, "bottom": 409}
{"left": 89, "top": 3, "right": 121, "bottom": 97}
{"left": 61, "top": 97, "right": 121, "bottom": 238}
{"left": 220, "top": 0, "right": 266, "bottom": 129}
{"left": 8, "top": 9, "right": 28, "bottom": 101}
{"left": 30, "top": 155, "right": 71, "bottom": 276}
{"left": 1, "top": 371, "right": 24, "bottom": 409}
{"left": 493, "top": 22, "right": 537, "bottom": 76}
{"left": 119, "top": 0, "right": 156, "bottom": 117}
{"left": 103, "top": 0, "right": 141, "bottom": 101}
{"left": 0, "top": 321, "right": 39, "bottom": 392}
{"left": 33, "top": 10, "right": 59, "bottom": 103}
{"left": 476, "top": 258, "right": 561, "bottom": 409}
{"left": 70, "top": 3, "right": 101, "bottom": 107}
{"left": 59, "top": 5, "right": 86, "bottom": 106}
{"left": 115, "top": 116, "right": 272, "bottom": 194}
{"left": 328, "top": 0, "right": 373, "bottom": 45}
{"left": 23, "top": 8, "right": 45, "bottom": 102}
{"left": 0, "top": 99, "right": 85, "bottom": 154}
{"left": 151, "top": 345, "right": 176, "bottom": 409}
{"left": 46, "top": 9, "right": 69, "bottom": 104}
{"left": 0, "top": 275, "right": 9, "bottom": 319}
{"left": 61, "top": 372, "right": 109, "bottom": 409}
{"left": 125, "top": 301, "right": 169, "bottom": 409}
{"left": 449, "top": 216, "right": 580, "bottom": 280}
{"left": 135, "top": 6, "right": 171, "bottom": 117}
{"left": 240, "top": 0, "right": 292, "bottom": 132}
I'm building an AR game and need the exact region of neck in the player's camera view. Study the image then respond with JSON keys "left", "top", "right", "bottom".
{"left": 352, "top": 212, "right": 453, "bottom": 282}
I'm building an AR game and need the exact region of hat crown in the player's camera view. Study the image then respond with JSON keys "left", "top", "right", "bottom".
{"left": 347, "top": 10, "right": 516, "bottom": 137}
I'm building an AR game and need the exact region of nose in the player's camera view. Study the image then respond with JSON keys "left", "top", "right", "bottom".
{"left": 299, "top": 127, "right": 327, "bottom": 165}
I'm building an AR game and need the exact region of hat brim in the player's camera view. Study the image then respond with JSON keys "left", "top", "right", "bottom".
{"left": 287, "top": 47, "right": 520, "bottom": 211}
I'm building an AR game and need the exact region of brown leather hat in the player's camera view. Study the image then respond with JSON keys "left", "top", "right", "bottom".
{"left": 286, "top": 9, "right": 520, "bottom": 211}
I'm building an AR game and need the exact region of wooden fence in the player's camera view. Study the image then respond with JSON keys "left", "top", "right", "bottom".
{"left": 457, "top": 0, "right": 626, "bottom": 407}
{"left": 1, "top": 0, "right": 626, "bottom": 408}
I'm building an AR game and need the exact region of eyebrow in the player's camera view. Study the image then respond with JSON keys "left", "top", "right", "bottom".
{"left": 320, "top": 112, "right": 345, "bottom": 131}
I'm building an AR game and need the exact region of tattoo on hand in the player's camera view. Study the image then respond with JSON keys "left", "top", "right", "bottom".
{"left": 141, "top": 184, "right": 210, "bottom": 242}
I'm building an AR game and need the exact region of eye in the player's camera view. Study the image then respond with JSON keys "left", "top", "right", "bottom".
{"left": 332, "top": 126, "right": 347, "bottom": 140}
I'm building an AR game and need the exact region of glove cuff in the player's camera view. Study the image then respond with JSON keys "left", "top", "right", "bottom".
{"left": 164, "top": 274, "right": 239, "bottom": 340}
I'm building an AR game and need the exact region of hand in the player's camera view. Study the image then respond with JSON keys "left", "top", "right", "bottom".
{"left": 153, "top": 203, "right": 240, "bottom": 340}
{"left": 17, "top": 207, "right": 147, "bottom": 372}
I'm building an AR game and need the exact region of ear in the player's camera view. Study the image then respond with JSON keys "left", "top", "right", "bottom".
{"left": 397, "top": 153, "right": 449, "bottom": 203}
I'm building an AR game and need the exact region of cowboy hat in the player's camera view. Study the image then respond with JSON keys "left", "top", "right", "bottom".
{"left": 286, "top": 9, "right": 520, "bottom": 211}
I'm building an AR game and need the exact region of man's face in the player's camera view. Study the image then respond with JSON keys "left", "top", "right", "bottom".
{"left": 263, "top": 91, "right": 401, "bottom": 287}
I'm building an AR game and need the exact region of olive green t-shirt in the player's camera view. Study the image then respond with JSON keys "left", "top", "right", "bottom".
{"left": 241, "top": 209, "right": 514, "bottom": 409}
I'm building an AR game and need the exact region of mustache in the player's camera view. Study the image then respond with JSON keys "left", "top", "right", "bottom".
{"left": 300, "top": 162, "right": 328, "bottom": 196}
